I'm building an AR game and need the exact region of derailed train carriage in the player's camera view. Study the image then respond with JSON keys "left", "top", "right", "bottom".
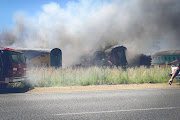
{"left": 92, "top": 46, "right": 128, "bottom": 67}
{"left": 79, "top": 45, "right": 151, "bottom": 67}
{"left": 77, "top": 46, "right": 127, "bottom": 67}
{"left": 139, "top": 54, "right": 152, "bottom": 67}
{"left": 16, "top": 48, "right": 62, "bottom": 68}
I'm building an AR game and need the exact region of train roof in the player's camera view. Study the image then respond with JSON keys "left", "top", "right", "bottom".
{"left": 152, "top": 50, "right": 180, "bottom": 56}
{"left": 105, "top": 45, "right": 127, "bottom": 53}
{"left": 13, "top": 48, "right": 51, "bottom": 60}
{"left": 15, "top": 48, "right": 51, "bottom": 53}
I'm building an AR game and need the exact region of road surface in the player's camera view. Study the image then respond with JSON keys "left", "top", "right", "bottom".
{"left": 0, "top": 88, "right": 180, "bottom": 120}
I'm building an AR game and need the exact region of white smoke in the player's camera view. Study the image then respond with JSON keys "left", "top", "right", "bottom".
{"left": 0, "top": 0, "right": 180, "bottom": 66}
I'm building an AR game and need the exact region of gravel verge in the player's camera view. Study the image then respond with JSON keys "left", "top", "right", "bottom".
{"left": 28, "top": 83, "right": 180, "bottom": 93}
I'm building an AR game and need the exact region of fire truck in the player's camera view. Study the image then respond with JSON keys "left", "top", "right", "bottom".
{"left": 0, "top": 48, "right": 27, "bottom": 87}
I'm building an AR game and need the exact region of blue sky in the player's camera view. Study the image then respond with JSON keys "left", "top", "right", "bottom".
{"left": 0, "top": 0, "right": 78, "bottom": 29}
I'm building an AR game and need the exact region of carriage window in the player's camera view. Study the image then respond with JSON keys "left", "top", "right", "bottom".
{"left": 161, "top": 57, "right": 163, "bottom": 60}
{"left": 173, "top": 57, "right": 175, "bottom": 60}
{"left": 165, "top": 57, "right": 167, "bottom": 60}
{"left": 169, "top": 57, "right": 171, "bottom": 60}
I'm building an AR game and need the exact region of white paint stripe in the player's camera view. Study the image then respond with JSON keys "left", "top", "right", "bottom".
{"left": 55, "top": 107, "right": 178, "bottom": 116}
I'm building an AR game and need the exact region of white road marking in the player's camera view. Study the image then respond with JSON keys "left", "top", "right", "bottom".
{"left": 55, "top": 107, "right": 178, "bottom": 116}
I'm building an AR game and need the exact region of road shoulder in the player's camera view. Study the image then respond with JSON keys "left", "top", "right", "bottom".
{"left": 27, "top": 83, "right": 180, "bottom": 93}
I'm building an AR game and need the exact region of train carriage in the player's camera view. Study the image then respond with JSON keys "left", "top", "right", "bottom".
{"left": 151, "top": 50, "right": 180, "bottom": 66}
{"left": 104, "top": 46, "right": 128, "bottom": 67}
{"left": 79, "top": 46, "right": 128, "bottom": 67}
{"left": 16, "top": 48, "right": 62, "bottom": 68}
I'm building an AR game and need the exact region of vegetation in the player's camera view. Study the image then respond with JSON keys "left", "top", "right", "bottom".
{"left": 25, "top": 66, "right": 176, "bottom": 87}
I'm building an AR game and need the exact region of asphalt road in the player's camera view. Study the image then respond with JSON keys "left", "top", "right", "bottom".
{"left": 0, "top": 88, "right": 180, "bottom": 120}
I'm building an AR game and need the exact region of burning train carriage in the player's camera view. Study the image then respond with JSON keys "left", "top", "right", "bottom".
{"left": 79, "top": 45, "right": 152, "bottom": 67}
{"left": 91, "top": 51, "right": 106, "bottom": 66}
{"left": 16, "top": 48, "right": 62, "bottom": 68}
{"left": 79, "top": 46, "right": 128, "bottom": 67}
{"left": 105, "top": 46, "right": 128, "bottom": 67}
{"left": 151, "top": 50, "right": 180, "bottom": 66}
{"left": 139, "top": 54, "right": 152, "bottom": 67}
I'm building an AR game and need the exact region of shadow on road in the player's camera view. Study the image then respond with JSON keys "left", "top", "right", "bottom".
{"left": 0, "top": 87, "right": 34, "bottom": 94}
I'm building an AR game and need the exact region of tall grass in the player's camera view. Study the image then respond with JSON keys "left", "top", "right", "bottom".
{"left": 27, "top": 66, "right": 173, "bottom": 87}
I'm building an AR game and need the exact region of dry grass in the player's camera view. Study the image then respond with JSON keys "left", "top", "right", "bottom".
{"left": 26, "top": 66, "right": 173, "bottom": 87}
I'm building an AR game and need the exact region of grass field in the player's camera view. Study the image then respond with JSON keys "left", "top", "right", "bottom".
{"left": 24, "top": 66, "right": 176, "bottom": 87}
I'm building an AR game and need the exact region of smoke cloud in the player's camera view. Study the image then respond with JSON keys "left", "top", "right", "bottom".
{"left": 0, "top": 0, "right": 180, "bottom": 66}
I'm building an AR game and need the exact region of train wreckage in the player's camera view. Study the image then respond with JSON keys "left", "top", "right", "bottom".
{"left": 77, "top": 46, "right": 151, "bottom": 67}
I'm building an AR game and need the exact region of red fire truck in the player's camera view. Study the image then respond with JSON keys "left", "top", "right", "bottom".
{"left": 0, "top": 48, "right": 27, "bottom": 87}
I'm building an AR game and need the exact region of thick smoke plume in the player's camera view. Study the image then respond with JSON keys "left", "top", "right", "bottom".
{"left": 0, "top": 0, "right": 180, "bottom": 66}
